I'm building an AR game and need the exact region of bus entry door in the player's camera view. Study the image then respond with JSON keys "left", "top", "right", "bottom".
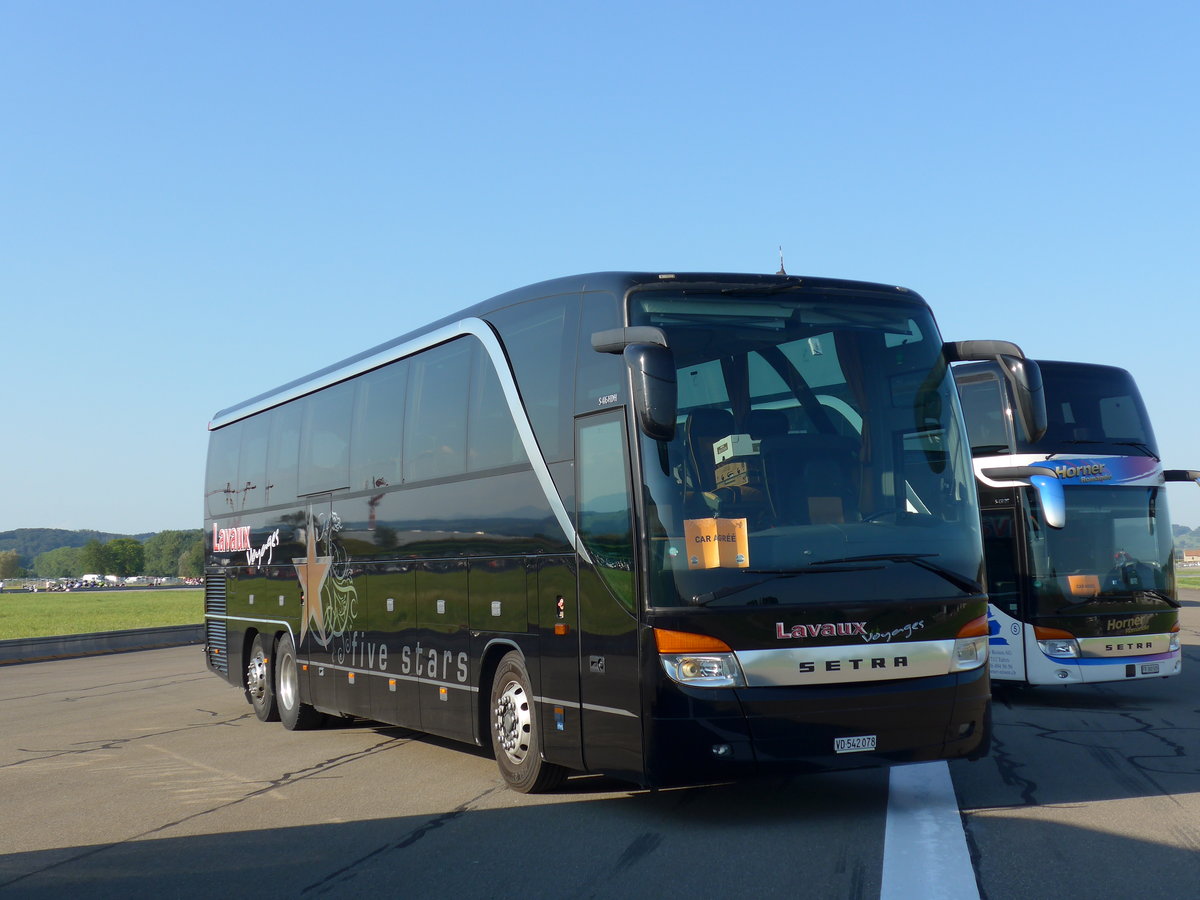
{"left": 574, "top": 412, "right": 644, "bottom": 780}
{"left": 982, "top": 506, "right": 1027, "bottom": 681}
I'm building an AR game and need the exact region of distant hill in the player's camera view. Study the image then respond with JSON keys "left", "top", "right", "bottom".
{"left": 1177, "top": 527, "right": 1200, "bottom": 551}
{"left": 0, "top": 528, "right": 153, "bottom": 569}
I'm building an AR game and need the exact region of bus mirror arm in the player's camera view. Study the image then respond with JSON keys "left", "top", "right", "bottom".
{"left": 624, "top": 343, "right": 677, "bottom": 442}
{"left": 944, "top": 341, "right": 1047, "bottom": 444}
{"left": 981, "top": 465, "right": 1066, "bottom": 528}
{"left": 1165, "top": 469, "right": 1200, "bottom": 487}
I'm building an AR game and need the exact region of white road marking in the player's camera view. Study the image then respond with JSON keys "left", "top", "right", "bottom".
{"left": 881, "top": 761, "right": 978, "bottom": 900}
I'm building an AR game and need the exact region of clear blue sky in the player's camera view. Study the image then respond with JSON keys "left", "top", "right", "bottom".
{"left": 2, "top": 1, "right": 1198, "bottom": 534}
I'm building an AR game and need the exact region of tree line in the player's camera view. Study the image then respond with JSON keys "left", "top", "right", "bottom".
{"left": 0, "top": 530, "right": 204, "bottom": 579}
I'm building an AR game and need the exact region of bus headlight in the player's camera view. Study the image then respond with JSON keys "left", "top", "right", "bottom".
{"left": 951, "top": 636, "right": 989, "bottom": 672}
{"left": 1034, "top": 625, "right": 1080, "bottom": 659}
{"left": 950, "top": 615, "right": 989, "bottom": 672}
{"left": 660, "top": 653, "right": 746, "bottom": 687}
{"left": 1037, "top": 638, "right": 1080, "bottom": 659}
{"left": 654, "top": 628, "right": 746, "bottom": 688}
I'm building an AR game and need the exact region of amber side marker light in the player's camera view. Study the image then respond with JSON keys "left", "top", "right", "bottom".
{"left": 653, "top": 628, "right": 732, "bottom": 653}
{"left": 1033, "top": 625, "right": 1076, "bottom": 641}
{"left": 1034, "top": 624, "right": 1080, "bottom": 660}
{"left": 956, "top": 615, "right": 989, "bottom": 638}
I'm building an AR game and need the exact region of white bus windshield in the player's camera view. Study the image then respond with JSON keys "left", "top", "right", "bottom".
{"left": 1022, "top": 485, "right": 1175, "bottom": 614}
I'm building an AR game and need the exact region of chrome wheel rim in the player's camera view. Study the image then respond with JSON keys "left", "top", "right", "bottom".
{"left": 278, "top": 647, "right": 297, "bottom": 710}
{"left": 246, "top": 652, "right": 268, "bottom": 702}
{"left": 494, "top": 678, "right": 531, "bottom": 766}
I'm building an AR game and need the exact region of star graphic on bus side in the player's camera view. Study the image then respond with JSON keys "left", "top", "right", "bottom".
{"left": 293, "top": 522, "right": 332, "bottom": 646}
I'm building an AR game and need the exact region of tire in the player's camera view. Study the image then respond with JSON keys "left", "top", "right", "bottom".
{"left": 275, "top": 632, "right": 325, "bottom": 731}
{"left": 490, "top": 651, "right": 566, "bottom": 793}
{"left": 246, "top": 633, "right": 279, "bottom": 722}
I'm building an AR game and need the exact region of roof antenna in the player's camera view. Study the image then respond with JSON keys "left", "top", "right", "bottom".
{"left": 776, "top": 246, "right": 787, "bottom": 276}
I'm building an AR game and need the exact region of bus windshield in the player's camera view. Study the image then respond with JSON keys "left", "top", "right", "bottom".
{"left": 1018, "top": 361, "right": 1159, "bottom": 457}
{"left": 1023, "top": 485, "right": 1175, "bottom": 614}
{"left": 630, "top": 288, "right": 982, "bottom": 608}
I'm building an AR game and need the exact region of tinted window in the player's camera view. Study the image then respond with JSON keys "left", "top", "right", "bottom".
{"left": 577, "top": 414, "right": 634, "bottom": 610}
{"left": 1023, "top": 362, "right": 1156, "bottom": 454}
{"left": 957, "top": 374, "right": 1012, "bottom": 454}
{"left": 351, "top": 361, "right": 407, "bottom": 490}
{"left": 267, "top": 401, "right": 302, "bottom": 505}
{"left": 404, "top": 339, "right": 471, "bottom": 481}
{"left": 575, "top": 292, "right": 623, "bottom": 414}
{"left": 237, "top": 414, "right": 270, "bottom": 510}
{"left": 468, "top": 345, "right": 524, "bottom": 472}
{"left": 488, "top": 294, "right": 579, "bottom": 462}
{"left": 299, "top": 381, "right": 354, "bottom": 495}
{"left": 206, "top": 423, "right": 241, "bottom": 517}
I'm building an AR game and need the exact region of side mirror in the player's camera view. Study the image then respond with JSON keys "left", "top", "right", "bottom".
{"left": 625, "top": 343, "right": 677, "bottom": 441}
{"left": 946, "top": 341, "right": 1047, "bottom": 443}
{"left": 982, "top": 465, "right": 1066, "bottom": 528}
{"left": 1165, "top": 469, "right": 1200, "bottom": 487}
{"left": 1028, "top": 473, "right": 1065, "bottom": 529}
{"left": 996, "top": 355, "right": 1046, "bottom": 443}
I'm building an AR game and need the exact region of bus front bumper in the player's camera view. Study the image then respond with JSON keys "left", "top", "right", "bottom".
{"left": 646, "top": 666, "right": 990, "bottom": 787}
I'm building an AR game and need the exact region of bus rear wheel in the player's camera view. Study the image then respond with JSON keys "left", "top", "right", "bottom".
{"left": 246, "top": 633, "right": 279, "bottom": 722}
{"left": 490, "top": 651, "right": 566, "bottom": 793}
{"left": 275, "top": 632, "right": 325, "bottom": 731}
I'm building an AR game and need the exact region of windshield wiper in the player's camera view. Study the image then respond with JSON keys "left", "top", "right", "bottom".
{"left": 689, "top": 565, "right": 879, "bottom": 606}
{"left": 1055, "top": 589, "right": 1180, "bottom": 613}
{"left": 810, "top": 553, "right": 983, "bottom": 595}
{"left": 1135, "top": 588, "right": 1179, "bottom": 607}
{"left": 1113, "top": 441, "right": 1159, "bottom": 461}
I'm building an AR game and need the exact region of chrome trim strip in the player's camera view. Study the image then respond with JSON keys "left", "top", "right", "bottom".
{"left": 1076, "top": 633, "right": 1174, "bottom": 658}
{"left": 313, "top": 661, "right": 479, "bottom": 692}
{"left": 209, "top": 614, "right": 294, "bottom": 642}
{"left": 207, "top": 317, "right": 586, "bottom": 562}
{"left": 736, "top": 639, "right": 957, "bottom": 686}
{"left": 535, "top": 694, "right": 637, "bottom": 718}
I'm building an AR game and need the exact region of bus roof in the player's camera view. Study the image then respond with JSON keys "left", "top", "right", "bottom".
{"left": 209, "top": 271, "right": 922, "bottom": 430}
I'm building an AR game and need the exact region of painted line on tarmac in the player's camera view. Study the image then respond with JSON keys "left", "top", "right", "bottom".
{"left": 881, "top": 761, "right": 978, "bottom": 900}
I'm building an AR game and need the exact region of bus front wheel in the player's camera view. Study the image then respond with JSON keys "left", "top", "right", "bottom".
{"left": 490, "top": 651, "right": 566, "bottom": 793}
{"left": 246, "top": 633, "right": 279, "bottom": 722}
{"left": 275, "top": 632, "right": 325, "bottom": 731}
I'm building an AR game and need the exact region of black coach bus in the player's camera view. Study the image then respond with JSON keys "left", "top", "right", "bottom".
{"left": 204, "top": 271, "right": 1040, "bottom": 791}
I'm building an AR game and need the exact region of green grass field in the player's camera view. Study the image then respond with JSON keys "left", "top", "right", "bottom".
{"left": 1178, "top": 575, "right": 1200, "bottom": 591}
{"left": 0, "top": 589, "right": 202, "bottom": 640}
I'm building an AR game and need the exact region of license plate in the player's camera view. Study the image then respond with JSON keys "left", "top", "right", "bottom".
{"left": 1140, "top": 664, "right": 1160, "bottom": 675}
{"left": 834, "top": 735, "right": 877, "bottom": 753}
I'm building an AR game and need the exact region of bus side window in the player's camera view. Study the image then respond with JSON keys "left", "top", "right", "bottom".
{"left": 404, "top": 339, "right": 471, "bottom": 482}
{"left": 488, "top": 293, "right": 580, "bottom": 463}
{"left": 351, "top": 360, "right": 408, "bottom": 489}
{"left": 237, "top": 414, "right": 270, "bottom": 511}
{"left": 575, "top": 292, "right": 623, "bottom": 415}
{"left": 577, "top": 414, "right": 635, "bottom": 611}
{"left": 468, "top": 342, "right": 525, "bottom": 471}
{"left": 266, "top": 401, "right": 302, "bottom": 506}
{"left": 957, "top": 376, "right": 1012, "bottom": 454}
{"left": 206, "top": 422, "right": 242, "bottom": 517}
{"left": 298, "top": 381, "right": 354, "bottom": 495}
